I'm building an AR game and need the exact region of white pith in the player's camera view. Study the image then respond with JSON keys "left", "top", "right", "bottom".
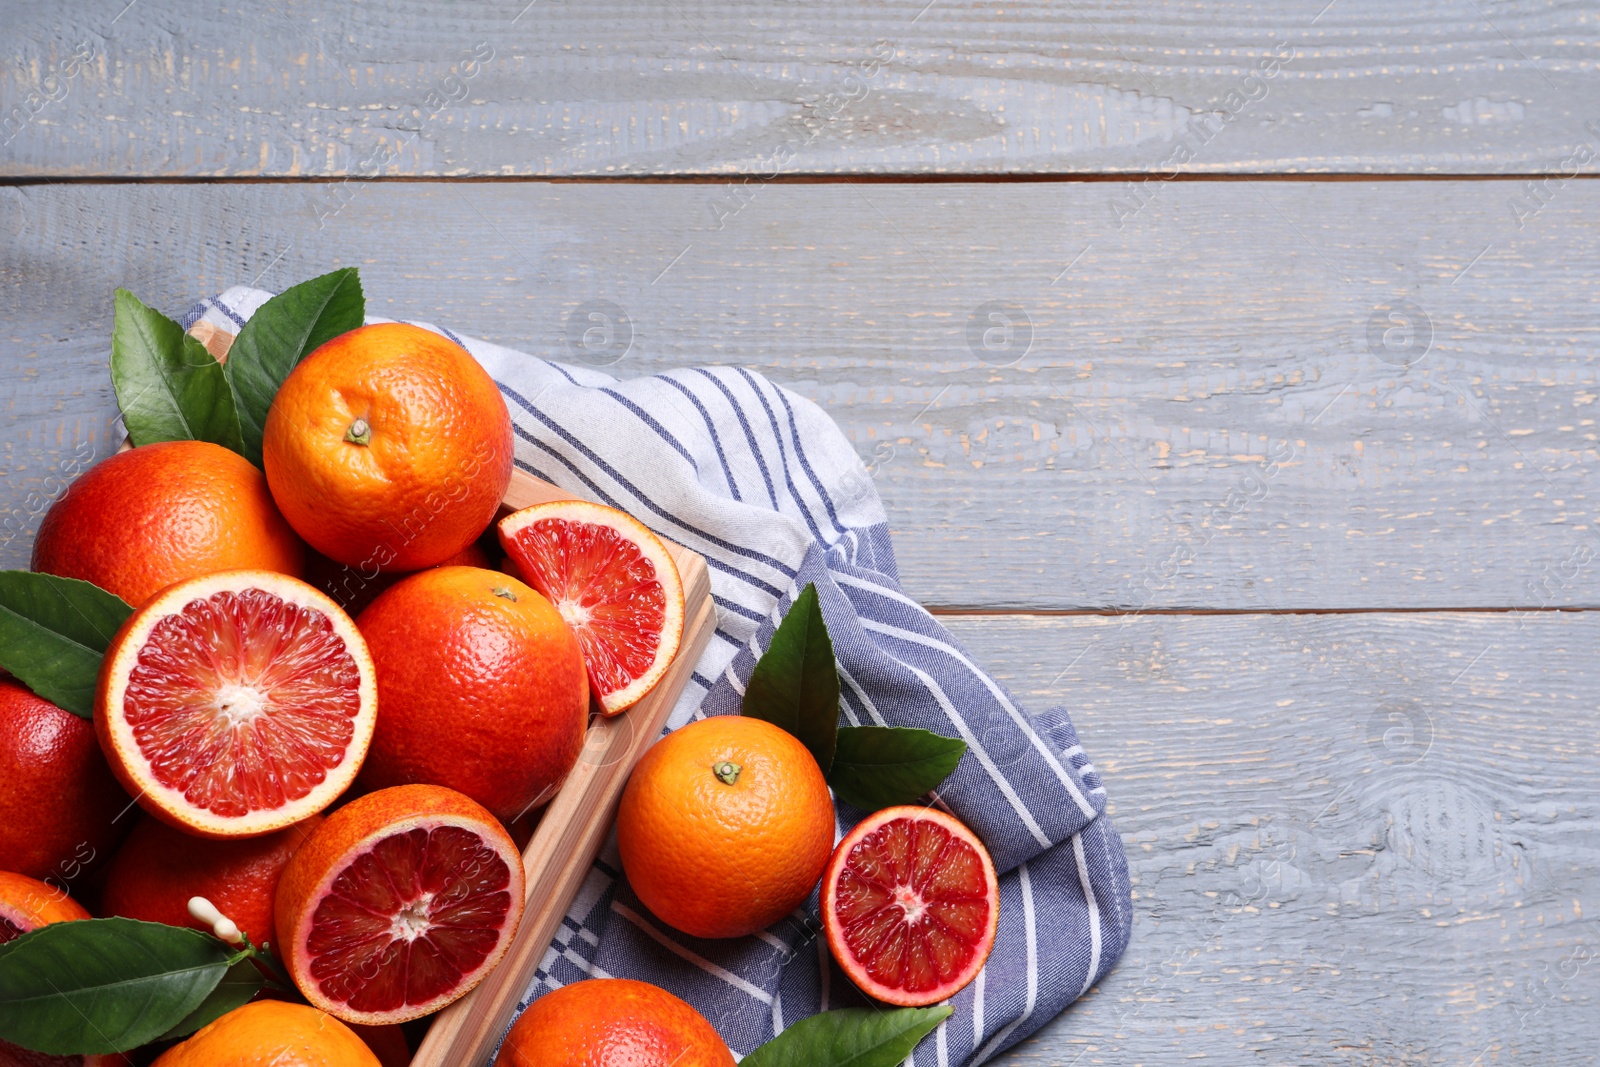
{"left": 892, "top": 884, "right": 928, "bottom": 924}
{"left": 101, "top": 570, "right": 377, "bottom": 838}
{"left": 292, "top": 813, "right": 526, "bottom": 1025}
{"left": 392, "top": 895, "right": 434, "bottom": 941}
{"left": 214, "top": 683, "right": 268, "bottom": 726}
{"left": 499, "top": 499, "right": 686, "bottom": 713}
{"left": 555, "top": 598, "right": 591, "bottom": 630}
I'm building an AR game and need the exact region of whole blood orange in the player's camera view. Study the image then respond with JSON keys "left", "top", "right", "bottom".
{"left": 96, "top": 570, "right": 377, "bottom": 838}
{"left": 0, "top": 680, "right": 130, "bottom": 881}
{"left": 499, "top": 501, "right": 683, "bottom": 716}
{"left": 0, "top": 869, "right": 90, "bottom": 942}
{"left": 616, "top": 716, "right": 834, "bottom": 940}
{"left": 355, "top": 566, "right": 588, "bottom": 822}
{"left": 99, "top": 814, "right": 322, "bottom": 950}
{"left": 150, "top": 1001, "right": 380, "bottom": 1067}
{"left": 821, "top": 805, "right": 999, "bottom": 1007}
{"left": 32, "top": 440, "right": 305, "bottom": 607}
{"left": 275, "top": 784, "right": 525, "bottom": 1025}
{"left": 493, "top": 978, "right": 734, "bottom": 1067}
{"left": 262, "top": 323, "right": 512, "bottom": 572}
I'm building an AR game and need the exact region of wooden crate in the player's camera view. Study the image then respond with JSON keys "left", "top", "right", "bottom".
{"left": 412, "top": 470, "right": 716, "bottom": 1066}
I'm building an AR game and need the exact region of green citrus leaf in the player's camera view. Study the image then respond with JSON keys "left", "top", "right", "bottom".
{"left": 742, "top": 1006, "right": 953, "bottom": 1067}
{"left": 0, "top": 571, "right": 134, "bottom": 717}
{"left": 224, "top": 267, "right": 365, "bottom": 465}
{"left": 742, "top": 583, "right": 839, "bottom": 773}
{"left": 828, "top": 726, "right": 967, "bottom": 811}
{"left": 0, "top": 918, "right": 231, "bottom": 1055}
{"left": 158, "top": 955, "right": 266, "bottom": 1040}
{"left": 111, "top": 289, "right": 244, "bottom": 453}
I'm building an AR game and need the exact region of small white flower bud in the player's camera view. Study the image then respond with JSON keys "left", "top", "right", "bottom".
{"left": 187, "top": 896, "right": 245, "bottom": 945}
{"left": 187, "top": 896, "right": 223, "bottom": 926}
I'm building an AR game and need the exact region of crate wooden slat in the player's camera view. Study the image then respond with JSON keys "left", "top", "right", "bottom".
{"left": 411, "top": 468, "right": 716, "bottom": 1067}
{"left": 182, "top": 323, "right": 716, "bottom": 1066}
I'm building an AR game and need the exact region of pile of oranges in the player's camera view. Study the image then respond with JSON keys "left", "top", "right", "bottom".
{"left": 2, "top": 319, "right": 998, "bottom": 1067}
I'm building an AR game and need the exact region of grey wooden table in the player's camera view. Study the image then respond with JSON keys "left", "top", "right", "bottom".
{"left": 4, "top": 3, "right": 1597, "bottom": 1063}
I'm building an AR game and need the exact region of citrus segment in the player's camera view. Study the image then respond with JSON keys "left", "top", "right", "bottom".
{"left": 822, "top": 805, "right": 999, "bottom": 1007}
{"left": 96, "top": 571, "right": 376, "bottom": 838}
{"left": 275, "top": 784, "right": 525, "bottom": 1026}
{"left": 498, "top": 500, "right": 684, "bottom": 715}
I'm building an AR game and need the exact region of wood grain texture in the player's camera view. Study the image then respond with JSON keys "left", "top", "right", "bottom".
{"left": 5, "top": 180, "right": 1596, "bottom": 611}
{"left": 944, "top": 611, "right": 1598, "bottom": 1066}
{"left": 2, "top": 0, "right": 1597, "bottom": 177}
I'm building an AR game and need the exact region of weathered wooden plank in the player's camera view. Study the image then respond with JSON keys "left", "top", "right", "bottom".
{"left": 3, "top": 0, "right": 1598, "bottom": 176}
{"left": 943, "top": 611, "right": 1598, "bottom": 1065}
{"left": 2, "top": 180, "right": 1597, "bottom": 611}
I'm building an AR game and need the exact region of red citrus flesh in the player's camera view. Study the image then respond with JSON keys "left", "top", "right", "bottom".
{"left": 311, "top": 825, "right": 510, "bottom": 1014}
{"left": 822, "top": 805, "right": 1000, "bottom": 1008}
{"left": 276, "top": 785, "right": 525, "bottom": 1025}
{"left": 96, "top": 571, "right": 376, "bottom": 838}
{"left": 498, "top": 500, "right": 684, "bottom": 715}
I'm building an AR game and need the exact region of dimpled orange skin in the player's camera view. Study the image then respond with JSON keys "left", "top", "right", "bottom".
{"left": 617, "top": 716, "right": 835, "bottom": 940}
{"left": 99, "top": 814, "right": 322, "bottom": 950}
{"left": 150, "top": 1001, "right": 380, "bottom": 1067}
{"left": 355, "top": 567, "right": 588, "bottom": 821}
{"left": 262, "top": 323, "right": 512, "bottom": 572}
{"left": 0, "top": 680, "right": 131, "bottom": 881}
{"left": 0, "top": 870, "right": 91, "bottom": 936}
{"left": 32, "top": 440, "right": 306, "bottom": 607}
{"left": 493, "top": 979, "right": 735, "bottom": 1067}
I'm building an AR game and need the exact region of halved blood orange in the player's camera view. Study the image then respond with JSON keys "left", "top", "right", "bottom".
{"left": 275, "top": 784, "right": 525, "bottom": 1025}
{"left": 498, "top": 500, "right": 684, "bottom": 715}
{"left": 96, "top": 570, "right": 376, "bottom": 839}
{"left": 822, "top": 805, "right": 1000, "bottom": 1008}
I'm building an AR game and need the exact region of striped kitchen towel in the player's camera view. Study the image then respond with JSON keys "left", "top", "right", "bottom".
{"left": 186, "top": 289, "right": 1133, "bottom": 1065}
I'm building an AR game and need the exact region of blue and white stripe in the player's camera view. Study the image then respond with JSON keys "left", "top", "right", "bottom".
{"left": 189, "top": 289, "right": 1133, "bottom": 1066}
